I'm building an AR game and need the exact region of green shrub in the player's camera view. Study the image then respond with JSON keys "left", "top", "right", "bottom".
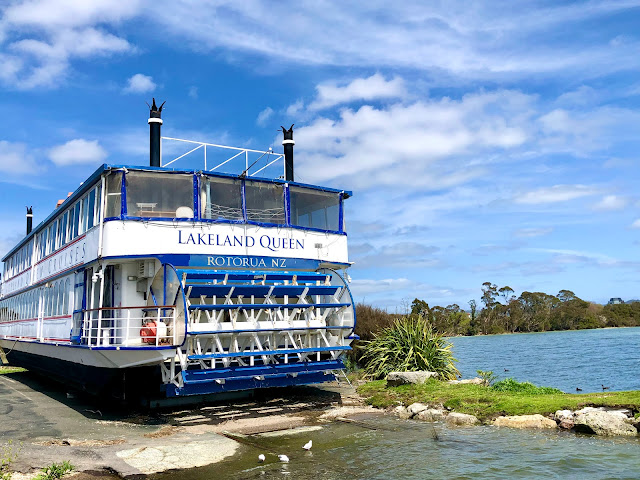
{"left": 34, "top": 461, "right": 74, "bottom": 480}
{"left": 476, "top": 369, "right": 497, "bottom": 386}
{"left": 491, "top": 378, "right": 563, "bottom": 394}
{"left": 359, "top": 316, "right": 460, "bottom": 380}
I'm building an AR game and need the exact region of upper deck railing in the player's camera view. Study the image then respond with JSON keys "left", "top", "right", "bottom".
{"left": 162, "top": 137, "right": 284, "bottom": 178}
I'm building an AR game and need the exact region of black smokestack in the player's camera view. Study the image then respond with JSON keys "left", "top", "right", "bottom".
{"left": 281, "top": 124, "right": 294, "bottom": 181}
{"left": 148, "top": 98, "right": 165, "bottom": 167}
{"left": 26, "top": 206, "right": 33, "bottom": 235}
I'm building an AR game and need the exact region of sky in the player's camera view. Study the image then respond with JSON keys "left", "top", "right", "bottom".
{"left": 1, "top": 0, "right": 640, "bottom": 310}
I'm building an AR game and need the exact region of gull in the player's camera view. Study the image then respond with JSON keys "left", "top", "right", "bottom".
{"left": 258, "top": 454, "right": 266, "bottom": 462}
{"left": 278, "top": 455, "right": 289, "bottom": 463}
{"left": 303, "top": 440, "right": 312, "bottom": 450}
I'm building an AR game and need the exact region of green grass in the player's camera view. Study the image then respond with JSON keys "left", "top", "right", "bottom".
{"left": 0, "top": 366, "right": 27, "bottom": 375}
{"left": 357, "top": 378, "right": 640, "bottom": 421}
{"left": 34, "top": 461, "right": 74, "bottom": 480}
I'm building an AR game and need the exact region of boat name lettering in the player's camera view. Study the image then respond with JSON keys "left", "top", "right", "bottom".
{"left": 206, "top": 256, "right": 287, "bottom": 268}
{"left": 178, "top": 231, "right": 304, "bottom": 251}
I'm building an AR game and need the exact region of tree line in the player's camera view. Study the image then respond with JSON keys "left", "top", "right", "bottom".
{"left": 409, "top": 282, "right": 640, "bottom": 336}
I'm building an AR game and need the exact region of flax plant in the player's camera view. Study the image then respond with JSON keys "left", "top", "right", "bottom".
{"left": 360, "top": 316, "right": 460, "bottom": 380}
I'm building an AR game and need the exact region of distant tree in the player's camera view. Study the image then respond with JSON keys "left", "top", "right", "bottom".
{"left": 410, "top": 298, "right": 430, "bottom": 317}
{"left": 498, "top": 286, "right": 515, "bottom": 304}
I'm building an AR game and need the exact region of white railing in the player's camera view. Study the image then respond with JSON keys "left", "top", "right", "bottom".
{"left": 81, "top": 306, "right": 180, "bottom": 347}
{"left": 161, "top": 137, "right": 285, "bottom": 177}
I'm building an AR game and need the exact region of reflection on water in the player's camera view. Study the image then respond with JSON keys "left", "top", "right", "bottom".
{"left": 151, "top": 416, "right": 640, "bottom": 480}
{"left": 449, "top": 327, "right": 640, "bottom": 392}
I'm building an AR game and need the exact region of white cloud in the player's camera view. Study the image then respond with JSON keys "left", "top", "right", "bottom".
{"left": 256, "top": 107, "right": 274, "bottom": 127}
{"left": 514, "top": 185, "right": 599, "bottom": 204}
{"left": 592, "top": 195, "right": 629, "bottom": 211}
{"left": 147, "top": 1, "right": 640, "bottom": 82}
{"left": 0, "top": 140, "right": 39, "bottom": 174}
{"left": 286, "top": 99, "right": 304, "bottom": 117}
{"left": 124, "top": 73, "right": 156, "bottom": 93}
{"left": 294, "top": 88, "right": 531, "bottom": 189}
{"left": 0, "top": 0, "right": 138, "bottom": 89}
{"left": 48, "top": 139, "right": 107, "bottom": 166}
{"left": 513, "top": 227, "right": 553, "bottom": 238}
{"left": 188, "top": 86, "right": 198, "bottom": 99}
{"left": 307, "top": 73, "right": 406, "bottom": 111}
{"left": 631, "top": 219, "right": 640, "bottom": 229}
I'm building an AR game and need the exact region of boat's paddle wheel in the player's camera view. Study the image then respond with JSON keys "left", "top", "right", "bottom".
{"left": 154, "top": 265, "right": 355, "bottom": 396}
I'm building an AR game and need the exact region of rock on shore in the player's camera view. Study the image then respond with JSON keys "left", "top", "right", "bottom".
{"left": 446, "top": 412, "right": 479, "bottom": 426}
{"left": 493, "top": 414, "right": 557, "bottom": 429}
{"left": 387, "top": 371, "right": 439, "bottom": 386}
{"left": 572, "top": 407, "right": 638, "bottom": 436}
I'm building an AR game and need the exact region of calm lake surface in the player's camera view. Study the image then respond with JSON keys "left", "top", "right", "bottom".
{"left": 153, "top": 328, "right": 640, "bottom": 480}
{"left": 448, "top": 327, "right": 640, "bottom": 393}
{"left": 154, "top": 416, "right": 640, "bottom": 480}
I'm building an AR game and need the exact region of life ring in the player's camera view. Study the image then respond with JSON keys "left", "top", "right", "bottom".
{"left": 140, "top": 320, "right": 168, "bottom": 344}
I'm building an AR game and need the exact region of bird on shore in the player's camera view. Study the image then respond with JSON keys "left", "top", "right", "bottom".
{"left": 602, "top": 384, "right": 610, "bottom": 391}
{"left": 303, "top": 440, "right": 312, "bottom": 450}
{"left": 576, "top": 387, "right": 582, "bottom": 392}
{"left": 278, "top": 455, "right": 289, "bottom": 463}
{"left": 258, "top": 454, "right": 265, "bottom": 463}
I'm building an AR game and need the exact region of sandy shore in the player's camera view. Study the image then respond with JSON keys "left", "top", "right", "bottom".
{"left": 0, "top": 369, "right": 378, "bottom": 479}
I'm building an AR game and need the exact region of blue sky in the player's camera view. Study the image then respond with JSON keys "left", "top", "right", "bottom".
{"left": 1, "top": 0, "right": 640, "bottom": 310}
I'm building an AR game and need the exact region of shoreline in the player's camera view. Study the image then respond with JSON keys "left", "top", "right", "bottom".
{"left": 0, "top": 369, "right": 377, "bottom": 479}
{"left": 3, "top": 368, "right": 639, "bottom": 479}
{"left": 444, "top": 324, "right": 640, "bottom": 339}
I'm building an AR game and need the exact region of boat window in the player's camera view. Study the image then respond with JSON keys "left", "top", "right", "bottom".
{"left": 244, "top": 181, "right": 285, "bottom": 224}
{"left": 289, "top": 187, "right": 341, "bottom": 231}
{"left": 91, "top": 185, "right": 100, "bottom": 227}
{"left": 125, "top": 172, "right": 194, "bottom": 218}
{"left": 61, "top": 211, "right": 69, "bottom": 246}
{"left": 72, "top": 202, "right": 80, "bottom": 239}
{"left": 80, "top": 195, "right": 89, "bottom": 234}
{"left": 105, "top": 171, "right": 123, "bottom": 218}
{"left": 200, "top": 176, "right": 243, "bottom": 221}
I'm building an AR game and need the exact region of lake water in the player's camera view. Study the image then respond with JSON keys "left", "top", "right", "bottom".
{"left": 151, "top": 327, "right": 640, "bottom": 480}
{"left": 154, "top": 416, "right": 640, "bottom": 480}
{"left": 448, "top": 327, "right": 640, "bottom": 393}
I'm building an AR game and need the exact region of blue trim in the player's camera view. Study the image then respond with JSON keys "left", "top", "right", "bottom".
{"left": 120, "top": 171, "right": 127, "bottom": 217}
{"left": 188, "top": 345, "right": 350, "bottom": 360}
{"left": 241, "top": 180, "right": 247, "bottom": 223}
{"left": 188, "top": 302, "right": 351, "bottom": 311}
{"left": 192, "top": 174, "right": 200, "bottom": 220}
{"left": 186, "top": 326, "right": 353, "bottom": 335}
{"left": 284, "top": 183, "right": 291, "bottom": 226}
{"left": 181, "top": 360, "right": 344, "bottom": 383}
{"left": 339, "top": 193, "right": 345, "bottom": 234}
{"left": 0, "top": 337, "right": 175, "bottom": 351}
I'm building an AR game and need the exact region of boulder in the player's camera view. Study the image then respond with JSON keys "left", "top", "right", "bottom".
{"left": 407, "top": 403, "right": 429, "bottom": 416}
{"left": 387, "top": 371, "right": 439, "bottom": 386}
{"left": 415, "top": 408, "right": 447, "bottom": 422}
{"left": 573, "top": 408, "right": 637, "bottom": 436}
{"left": 447, "top": 377, "right": 484, "bottom": 385}
{"left": 493, "top": 414, "right": 557, "bottom": 429}
{"left": 394, "top": 405, "right": 413, "bottom": 420}
{"left": 554, "top": 410, "right": 575, "bottom": 429}
{"left": 445, "top": 412, "right": 479, "bottom": 426}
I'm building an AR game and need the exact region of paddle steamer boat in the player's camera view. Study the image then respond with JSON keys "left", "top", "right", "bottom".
{"left": 0, "top": 101, "right": 355, "bottom": 399}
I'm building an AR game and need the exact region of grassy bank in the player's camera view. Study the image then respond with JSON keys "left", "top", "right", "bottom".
{"left": 357, "top": 379, "right": 640, "bottom": 421}
{"left": 0, "top": 366, "right": 26, "bottom": 375}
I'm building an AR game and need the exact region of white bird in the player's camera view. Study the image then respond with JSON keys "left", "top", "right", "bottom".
{"left": 258, "top": 454, "right": 266, "bottom": 462}
{"left": 278, "top": 455, "right": 289, "bottom": 463}
{"left": 303, "top": 440, "right": 312, "bottom": 450}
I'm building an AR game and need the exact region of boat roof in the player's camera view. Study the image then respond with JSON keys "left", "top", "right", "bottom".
{"left": 2, "top": 164, "right": 353, "bottom": 262}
